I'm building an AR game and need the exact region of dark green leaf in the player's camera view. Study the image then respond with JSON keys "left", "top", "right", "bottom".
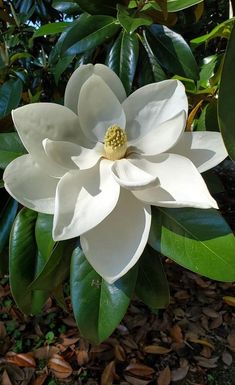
{"left": 140, "top": 34, "right": 167, "bottom": 83}
{"left": 191, "top": 18, "right": 235, "bottom": 47}
{"left": 144, "top": 0, "right": 203, "bottom": 12}
{"left": 61, "top": 14, "right": 120, "bottom": 56}
{"left": 35, "top": 213, "right": 55, "bottom": 261}
{"left": 149, "top": 207, "right": 235, "bottom": 282}
{"left": 9, "top": 208, "right": 49, "bottom": 315}
{"left": 144, "top": 25, "right": 199, "bottom": 81}
{"left": 70, "top": 244, "right": 138, "bottom": 343}
{"left": 218, "top": 23, "right": 235, "bottom": 161}
{"left": 33, "top": 22, "right": 70, "bottom": 38}
{"left": 52, "top": 0, "right": 81, "bottom": 14}
{"left": 136, "top": 246, "right": 170, "bottom": 309}
{"left": 53, "top": 55, "right": 74, "bottom": 84}
{"left": 117, "top": 5, "right": 152, "bottom": 34}
{"left": 197, "top": 100, "right": 220, "bottom": 132}
{"left": 0, "top": 132, "right": 26, "bottom": 170}
{"left": 75, "top": 0, "right": 119, "bottom": 16}
{"left": 106, "top": 30, "right": 139, "bottom": 95}
{"left": 0, "top": 197, "right": 18, "bottom": 255}
{"left": 0, "top": 79, "right": 23, "bottom": 118}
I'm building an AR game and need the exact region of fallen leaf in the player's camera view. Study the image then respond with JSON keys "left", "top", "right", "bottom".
{"left": 143, "top": 345, "right": 172, "bottom": 355}
{"left": 6, "top": 352, "right": 36, "bottom": 368}
{"left": 189, "top": 338, "right": 215, "bottom": 350}
{"left": 202, "top": 307, "right": 219, "bottom": 318}
{"left": 0, "top": 321, "right": 6, "bottom": 338}
{"left": 124, "top": 375, "right": 150, "bottom": 385}
{"left": 33, "top": 374, "right": 48, "bottom": 385}
{"left": 114, "top": 344, "right": 126, "bottom": 361}
{"left": 33, "top": 346, "right": 60, "bottom": 360}
{"left": 2, "top": 370, "right": 12, "bottom": 385}
{"left": 101, "top": 361, "right": 117, "bottom": 385}
{"left": 48, "top": 354, "right": 72, "bottom": 379}
{"left": 170, "top": 325, "right": 183, "bottom": 343}
{"left": 222, "top": 351, "right": 233, "bottom": 366}
{"left": 125, "top": 363, "right": 155, "bottom": 378}
{"left": 157, "top": 366, "right": 171, "bottom": 385}
{"left": 223, "top": 296, "right": 235, "bottom": 307}
{"left": 194, "top": 356, "right": 219, "bottom": 368}
{"left": 171, "top": 366, "right": 189, "bottom": 382}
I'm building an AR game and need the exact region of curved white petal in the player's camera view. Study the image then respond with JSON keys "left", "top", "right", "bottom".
{"left": 78, "top": 74, "right": 126, "bottom": 142}
{"left": 64, "top": 63, "right": 126, "bottom": 114}
{"left": 131, "top": 154, "right": 218, "bottom": 209}
{"left": 130, "top": 111, "right": 186, "bottom": 156}
{"left": 111, "top": 158, "right": 158, "bottom": 190}
{"left": 12, "top": 103, "right": 87, "bottom": 176}
{"left": 72, "top": 142, "right": 103, "bottom": 170}
{"left": 3, "top": 155, "right": 57, "bottom": 214}
{"left": 170, "top": 131, "right": 228, "bottom": 173}
{"left": 53, "top": 160, "right": 120, "bottom": 241}
{"left": 123, "top": 80, "right": 188, "bottom": 141}
{"left": 80, "top": 189, "right": 151, "bottom": 284}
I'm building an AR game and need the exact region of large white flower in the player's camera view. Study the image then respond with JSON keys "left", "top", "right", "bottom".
{"left": 3, "top": 64, "right": 228, "bottom": 283}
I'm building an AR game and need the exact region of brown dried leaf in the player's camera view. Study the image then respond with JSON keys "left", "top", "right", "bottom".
{"left": 125, "top": 363, "right": 155, "bottom": 378}
{"left": 189, "top": 338, "right": 215, "bottom": 350}
{"left": 33, "top": 374, "right": 48, "bottom": 385}
{"left": 157, "top": 366, "right": 171, "bottom": 385}
{"left": 202, "top": 307, "right": 219, "bottom": 318}
{"left": 194, "top": 356, "right": 219, "bottom": 368}
{"left": 48, "top": 354, "right": 72, "bottom": 379}
{"left": 101, "top": 361, "right": 117, "bottom": 385}
{"left": 124, "top": 375, "right": 150, "bottom": 385}
{"left": 171, "top": 366, "right": 189, "bottom": 382}
{"left": 170, "top": 324, "right": 183, "bottom": 343}
{"left": 0, "top": 321, "right": 6, "bottom": 338}
{"left": 2, "top": 370, "right": 13, "bottom": 385}
{"left": 200, "top": 346, "right": 212, "bottom": 358}
{"left": 227, "top": 331, "right": 235, "bottom": 348}
{"left": 114, "top": 344, "right": 126, "bottom": 361}
{"left": 33, "top": 346, "right": 60, "bottom": 360}
{"left": 60, "top": 336, "right": 79, "bottom": 347}
{"left": 223, "top": 296, "right": 235, "bottom": 307}
{"left": 143, "top": 345, "right": 172, "bottom": 355}
{"left": 6, "top": 352, "right": 36, "bottom": 368}
{"left": 222, "top": 351, "right": 233, "bottom": 366}
{"left": 210, "top": 314, "right": 223, "bottom": 329}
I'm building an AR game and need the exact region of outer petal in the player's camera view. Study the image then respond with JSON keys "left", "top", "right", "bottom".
{"left": 53, "top": 160, "right": 120, "bottom": 241}
{"left": 123, "top": 80, "right": 188, "bottom": 141}
{"left": 111, "top": 158, "right": 158, "bottom": 190}
{"left": 131, "top": 154, "right": 218, "bottom": 209}
{"left": 3, "top": 155, "right": 57, "bottom": 214}
{"left": 130, "top": 111, "right": 186, "bottom": 156}
{"left": 78, "top": 74, "right": 126, "bottom": 142}
{"left": 12, "top": 103, "right": 88, "bottom": 177}
{"left": 64, "top": 63, "right": 126, "bottom": 114}
{"left": 80, "top": 189, "right": 151, "bottom": 284}
{"left": 169, "top": 131, "right": 228, "bottom": 173}
{"left": 43, "top": 139, "right": 103, "bottom": 171}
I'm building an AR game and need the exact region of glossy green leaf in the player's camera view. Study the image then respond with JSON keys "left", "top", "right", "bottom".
{"left": 9, "top": 208, "right": 49, "bottom": 315}
{"left": 196, "top": 100, "right": 220, "bottom": 132}
{"left": 0, "top": 79, "right": 23, "bottom": 118}
{"left": 191, "top": 18, "right": 235, "bottom": 47}
{"left": 149, "top": 207, "right": 235, "bottom": 282}
{"left": 144, "top": 25, "right": 199, "bottom": 81}
{"left": 136, "top": 246, "right": 170, "bottom": 309}
{"left": 106, "top": 30, "right": 139, "bottom": 95}
{"left": 117, "top": 5, "right": 152, "bottom": 34}
{"left": 53, "top": 55, "right": 74, "bottom": 84}
{"left": 35, "top": 213, "right": 55, "bottom": 261}
{"left": 28, "top": 240, "right": 75, "bottom": 292}
{"left": 52, "top": 0, "right": 81, "bottom": 14}
{"left": 70, "top": 244, "right": 138, "bottom": 343}
{"left": 218, "top": 23, "right": 235, "bottom": 161}
{"left": 74, "top": 0, "right": 119, "bottom": 16}
{"left": 140, "top": 34, "right": 167, "bottom": 83}
{"left": 0, "top": 197, "right": 18, "bottom": 255}
{"left": 0, "top": 133, "right": 26, "bottom": 169}
{"left": 33, "top": 22, "right": 70, "bottom": 38}
{"left": 10, "top": 52, "right": 32, "bottom": 64}
{"left": 144, "top": 0, "right": 203, "bottom": 12}
{"left": 61, "top": 14, "right": 120, "bottom": 56}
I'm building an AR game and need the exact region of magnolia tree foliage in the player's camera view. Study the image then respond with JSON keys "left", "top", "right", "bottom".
{"left": 0, "top": 0, "right": 234, "bottom": 343}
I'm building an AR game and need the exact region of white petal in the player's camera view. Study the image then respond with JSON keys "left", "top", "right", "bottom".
{"left": 3, "top": 155, "right": 57, "bottom": 214}
{"left": 72, "top": 142, "right": 103, "bottom": 170}
{"left": 53, "top": 160, "right": 120, "bottom": 241}
{"left": 64, "top": 63, "right": 126, "bottom": 114}
{"left": 123, "top": 80, "right": 188, "bottom": 141}
{"left": 78, "top": 74, "right": 126, "bottom": 142}
{"left": 111, "top": 158, "right": 158, "bottom": 190}
{"left": 80, "top": 189, "right": 151, "bottom": 284}
{"left": 170, "top": 131, "right": 228, "bottom": 173}
{"left": 131, "top": 154, "right": 218, "bottom": 209}
{"left": 130, "top": 111, "right": 186, "bottom": 156}
{"left": 12, "top": 103, "right": 87, "bottom": 176}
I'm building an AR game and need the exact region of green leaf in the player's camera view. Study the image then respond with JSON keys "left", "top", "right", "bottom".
{"left": 61, "top": 14, "right": 120, "bottom": 56}
{"left": 35, "top": 213, "right": 55, "bottom": 261}
{"left": 74, "top": 0, "right": 119, "bottom": 16}
{"left": 70, "top": 244, "right": 138, "bottom": 343}
{"left": 28, "top": 240, "right": 75, "bottom": 292}
{"left": 144, "top": 25, "right": 199, "bottom": 81}
{"left": 218, "top": 23, "right": 235, "bottom": 161}
{"left": 117, "top": 5, "right": 152, "bottom": 34}
{"left": 33, "top": 22, "right": 70, "bottom": 38}
{"left": 145, "top": 0, "right": 203, "bottom": 12}
{"left": 0, "top": 197, "right": 18, "bottom": 255}
{"left": 136, "top": 246, "right": 170, "bottom": 310}
{"left": 106, "top": 30, "right": 139, "bottom": 95}
{"left": 0, "top": 79, "right": 23, "bottom": 118}
{"left": 10, "top": 52, "right": 33, "bottom": 65}
{"left": 191, "top": 18, "right": 235, "bottom": 47}
{"left": 9, "top": 208, "right": 49, "bottom": 315}
{"left": 52, "top": 0, "right": 81, "bottom": 14}
{"left": 196, "top": 100, "right": 220, "bottom": 132}
{"left": 149, "top": 207, "right": 235, "bottom": 282}
{"left": 53, "top": 55, "right": 74, "bottom": 84}
{"left": 140, "top": 34, "right": 167, "bottom": 83}
{"left": 0, "top": 132, "right": 26, "bottom": 169}
{"left": 53, "top": 284, "right": 67, "bottom": 311}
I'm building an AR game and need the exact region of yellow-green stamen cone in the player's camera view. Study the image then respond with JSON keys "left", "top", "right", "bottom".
{"left": 104, "top": 125, "right": 127, "bottom": 161}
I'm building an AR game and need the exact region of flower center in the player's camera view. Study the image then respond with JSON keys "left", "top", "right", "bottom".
{"left": 104, "top": 124, "right": 127, "bottom": 161}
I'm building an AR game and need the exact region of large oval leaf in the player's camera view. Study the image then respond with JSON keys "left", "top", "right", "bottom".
{"left": 70, "top": 244, "right": 138, "bottom": 344}
{"left": 144, "top": 24, "right": 199, "bottom": 81}
{"left": 106, "top": 30, "right": 139, "bottom": 95}
{"left": 149, "top": 207, "right": 235, "bottom": 282}
{"left": 0, "top": 133, "right": 26, "bottom": 170}
{"left": 218, "top": 23, "right": 235, "bottom": 161}
{"left": 9, "top": 208, "right": 49, "bottom": 315}
{"left": 0, "top": 79, "right": 23, "bottom": 118}
{"left": 74, "top": 0, "right": 119, "bottom": 16}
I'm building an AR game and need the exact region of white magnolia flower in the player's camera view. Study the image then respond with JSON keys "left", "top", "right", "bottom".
{"left": 3, "top": 64, "right": 228, "bottom": 283}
